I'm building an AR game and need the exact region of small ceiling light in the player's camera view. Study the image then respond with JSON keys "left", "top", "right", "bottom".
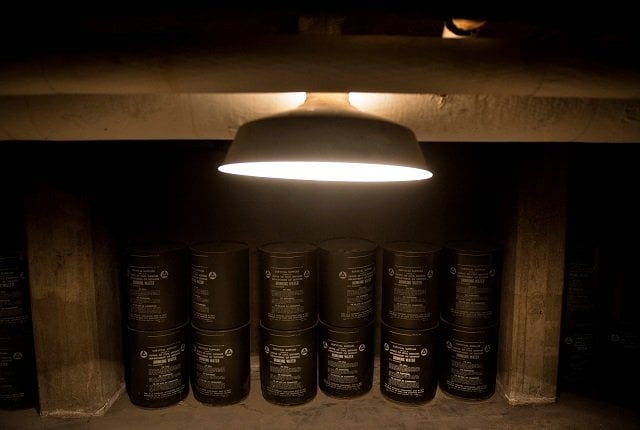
{"left": 218, "top": 93, "right": 433, "bottom": 182}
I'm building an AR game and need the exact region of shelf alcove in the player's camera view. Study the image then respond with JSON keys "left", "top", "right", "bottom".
{"left": 0, "top": 6, "right": 639, "bottom": 426}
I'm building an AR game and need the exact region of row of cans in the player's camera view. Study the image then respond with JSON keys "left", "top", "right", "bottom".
{"left": 261, "top": 317, "right": 499, "bottom": 404}
{"left": 125, "top": 238, "right": 502, "bottom": 332}
{"left": 124, "top": 238, "right": 379, "bottom": 332}
{"left": 260, "top": 238, "right": 502, "bottom": 330}
{"left": 126, "top": 317, "right": 498, "bottom": 407}
{"left": 126, "top": 322, "right": 250, "bottom": 408}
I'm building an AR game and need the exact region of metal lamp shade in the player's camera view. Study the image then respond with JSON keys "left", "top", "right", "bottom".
{"left": 218, "top": 106, "right": 433, "bottom": 182}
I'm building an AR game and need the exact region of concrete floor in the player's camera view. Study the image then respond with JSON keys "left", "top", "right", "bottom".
{"left": 2, "top": 365, "right": 638, "bottom": 430}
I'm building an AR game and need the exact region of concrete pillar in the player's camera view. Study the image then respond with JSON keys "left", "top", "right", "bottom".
{"left": 25, "top": 183, "right": 124, "bottom": 417}
{"left": 498, "top": 146, "right": 568, "bottom": 405}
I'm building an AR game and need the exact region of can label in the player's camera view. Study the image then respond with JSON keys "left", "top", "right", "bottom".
{"left": 341, "top": 262, "right": 375, "bottom": 321}
{"left": 0, "top": 329, "right": 37, "bottom": 408}
{"left": 439, "top": 321, "right": 498, "bottom": 399}
{"left": 380, "top": 324, "right": 437, "bottom": 403}
{"left": 0, "top": 254, "right": 30, "bottom": 325}
{"left": 138, "top": 340, "right": 187, "bottom": 400}
{"left": 264, "top": 262, "right": 313, "bottom": 323}
{"left": 192, "top": 324, "right": 250, "bottom": 404}
{"left": 266, "top": 347, "right": 305, "bottom": 396}
{"left": 382, "top": 245, "right": 440, "bottom": 330}
{"left": 319, "top": 238, "right": 378, "bottom": 328}
{"left": 259, "top": 243, "right": 317, "bottom": 331}
{"left": 128, "top": 264, "right": 169, "bottom": 324}
{"left": 389, "top": 265, "right": 430, "bottom": 319}
{"left": 450, "top": 256, "right": 493, "bottom": 317}
{"left": 191, "top": 264, "right": 215, "bottom": 323}
{"left": 259, "top": 324, "right": 317, "bottom": 405}
{"left": 442, "top": 243, "right": 501, "bottom": 327}
{"left": 559, "top": 331, "right": 595, "bottom": 386}
{"left": 190, "top": 242, "right": 249, "bottom": 330}
{"left": 319, "top": 322, "right": 373, "bottom": 397}
{"left": 193, "top": 343, "right": 234, "bottom": 398}
{"left": 128, "top": 325, "right": 189, "bottom": 407}
{"left": 126, "top": 247, "right": 188, "bottom": 330}
{"left": 320, "top": 254, "right": 376, "bottom": 327}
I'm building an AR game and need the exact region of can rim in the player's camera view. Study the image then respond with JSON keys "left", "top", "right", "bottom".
{"left": 127, "top": 320, "right": 190, "bottom": 334}
{"left": 382, "top": 241, "right": 441, "bottom": 254}
{"left": 191, "top": 320, "right": 250, "bottom": 334}
{"left": 259, "top": 320, "right": 318, "bottom": 333}
{"left": 439, "top": 316, "right": 500, "bottom": 331}
{"left": 381, "top": 320, "right": 440, "bottom": 333}
{"left": 258, "top": 241, "right": 317, "bottom": 254}
{"left": 125, "top": 240, "right": 188, "bottom": 256}
{"left": 189, "top": 240, "right": 249, "bottom": 254}
{"left": 443, "top": 240, "right": 502, "bottom": 254}
{"left": 319, "top": 318, "right": 375, "bottom": 332}
{"left": 317, "top": 237, "right": 377, "bottom": 253}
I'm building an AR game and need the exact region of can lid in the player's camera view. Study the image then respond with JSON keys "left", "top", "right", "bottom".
{"left": 191, "top": 320, "right": 250, "bottom": 334}
{"left": 319, "top": 317, "right": 375, "bottom": 332}
{"left": 444, "top": 240, "right": 501, "bottom": 254}
{"left": 126, "top": 320, "right": 190, "bottom": 334}
{"left": 0, "top": 250, "right": 25, "bottom": 262}
{"left": 259, "top": 319, "right": 318, "bottom": 332}
{"left": 439, "top": 315, "right": 500, "bottom": 330}
{"left": 259, "top": 241, "right": 317, "bottom": 255}
{"left": 383, "top": 241, "right": 441, "bottom": 254}
{"left": 125, "top": 240, "right": 187, "bottom": 256}
{"left": 381, "top": 319, "right": 439, "bottom": 333}
{"left": 318, "top": 237, "right": 377, "bottom": 253}
{"left": 189, "top": 240, "right": 249, "bottom": 254}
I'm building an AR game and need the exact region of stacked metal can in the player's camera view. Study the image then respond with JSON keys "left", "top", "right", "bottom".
{"left": 124, "top": 242, "right": 190, "bottom": 408}
{"left": 380, "top": 241, "right": 441, "bottom": 404}
{"left": 0, "top": 250, "right": 37, "bottom": 410}
{"left": 558, "top": 245, "right": 599, "bottom": 392}
{"left": 189, "top": 241, "right": 251, "bottom": 406}
{"left": 317, "top": 237, "right": 377, "bottom": 399}
{"left": 258, "top": 241, "right": 318, "bottom": 406}
{"left": 438, "top": 241, "right": 502, "bottom": 400}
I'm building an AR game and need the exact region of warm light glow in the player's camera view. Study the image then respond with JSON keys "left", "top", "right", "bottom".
{"left": 348, "top": 92, "right": 392, "bottom": 111}
{"left": 218, "top": 162, "right": 432, "bottom": 182}
{"left": 280, "top": 91, "right": 307, "bottom": 107}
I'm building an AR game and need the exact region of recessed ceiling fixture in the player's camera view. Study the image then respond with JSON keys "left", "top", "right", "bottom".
{"left": 218, "top": 93, "right": 433, "bottom": 182}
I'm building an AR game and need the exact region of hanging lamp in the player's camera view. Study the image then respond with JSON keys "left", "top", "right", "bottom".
{"left": 218, "top": 93, "right": 433, "bottom": 182}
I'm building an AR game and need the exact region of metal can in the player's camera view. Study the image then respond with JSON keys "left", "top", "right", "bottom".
{"left": 190, "top": 241, "right": 249, "bottom": 330}
{"left": 191, "top": 322, "right": 250, "bottom": 405}
{"left": 259, "top": 321, "right": 317, "bottom": 406}
{"left": 318, "top": 237, "right": 377, "bottom": 328}
{"left": 318, "top": 319, "right": 374, "bottom": 398}
{"left": 259, "top": 242, "right": 317, "bottom": 330}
